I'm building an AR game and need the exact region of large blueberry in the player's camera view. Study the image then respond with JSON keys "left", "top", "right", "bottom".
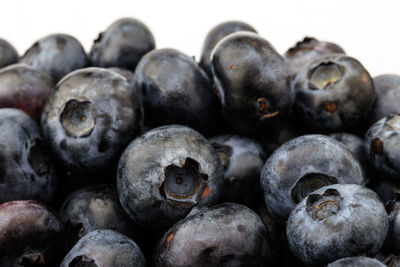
{"left": 117, "top": 125, "right": 223, "bottom": 230}
{"left": 41, "top": 67, "right": 142, "bottom": 172}
{"left": 261, "top": 134, "right": 366, "bottom": 223}
{"left": 0, "top": 38, "right": 18, "bottom": 69}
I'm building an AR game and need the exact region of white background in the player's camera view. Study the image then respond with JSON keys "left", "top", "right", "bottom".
{"left": 1, "top": 0, "right": 399, "bottom": 77}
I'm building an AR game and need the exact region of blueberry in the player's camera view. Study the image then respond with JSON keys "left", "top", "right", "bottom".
{"left": 384, "top": 193, "right": 400, "bottom": 254}
{"left": 293, "top": 54, "right": 375, "bottom": 132}
{"left": 287, "top": 184, "right": 388, "bottom": 266}
{"left": 261, "top": 134, "right": 366, "bottom": 223}
{"left": 0, "top": 63, "right": 53, "bottom": 121}
{"left": 90, "top": 18, "right": 155, "bottom": 71}
{"left": 154, "top": 203, "right": 271, "bottom": 266}
{"left": 133, "top": 48, "right": 219, "bottom": 135}
{"left": 117, "top": 125, "right": 223, "bottom": 230}
{"left": 364, "top": 114, "right": 400, "bottom": 177}
{"left": 0, "top": 108, "right": 56, "bottom": 203}
{"left": 0, "top": 200, "right": 65, "bottom": 266}
{"left": 328, "top": 256, "right": 386, "bottom": 267}
{"left": 211, "top": 31, "right": 293, "bottom": 136}
{"left": 209, "top": 134, "right": 266, "bottom": 207}
{"left": 0, "top": 38, "right": 18, "bottom": 68}
{"left": 60, "top": 229, "right": 146, "bottom": 267}
{"left": 41, "top": 67, "right": 142, "bottom": 172}
{"left": 284, "top": 37, "right": 345, "bottom": 77}
{"left": 21, "top": 34, "right": 87, "bottom": 82}
{"left": 199, "top": 21, "right": 256, "bottom": 77}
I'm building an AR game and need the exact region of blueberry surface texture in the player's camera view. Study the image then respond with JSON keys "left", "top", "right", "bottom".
{"left": 41, "top": 67, "right": 142, "bottom": 172}
{"left": 0, "top": 38, "right": 18, "bottom": 69}
{"left": 328, "top": 256, "right": 386, "bottom": 267}
{"left": 117, "top": 125, "right": 223, "bottom": 230}
{"left": 21, "top": 33, "right": 87, "bottom": 82}
{"left": 211, "top": 31, "right": 293, "bottom": 136}
{"left": 287, "top": 184, "right": 388, "bottom": 266}
{"left": 261, "top": 134, "right": 366, "bottom": 223}
{"left": 154, "top": 203, "right": 271, "bottom": 267}
{"left": 90, "top": 17, "right": 155, "bottom": 71}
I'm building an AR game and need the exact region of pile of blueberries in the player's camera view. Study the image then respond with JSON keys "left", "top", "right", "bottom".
{"left": 1, "top": 17, "right": 400, "bottom": 267}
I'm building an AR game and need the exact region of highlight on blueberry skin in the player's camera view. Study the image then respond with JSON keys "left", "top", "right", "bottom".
{"left": 153, "top": 203, "right": 271, "bottom": 267}
{"left": 90, "top": 17, "right": 155, "bottom": 71}
{"left": 211, "top": 31, "right": 293, "bottom": 137}
{"left": 293, "top": 54, "right": 375, "bottom": 132}
{"left": 117, "top": 125, "right": 223, "bottom": 230}
{"left": 286, "top": 184, "right": 388, "bottom": 266}
{"left": 60, "top": 229, "right": 146, "bottom": 267}
{"left": 41, "top": 67, "right": 143, "bottom": 172}
{"left": 328, "top": 256, "right": 386, "bottom": 267}
{"left": 0, "top": 38, "right": 18, "bottom": 69}
{"left": 199, "top": 21, "right": 256, "bottom": 77}
{"left": 261, "top": 134, "right": 366, "bottom": 223}
{"left": 0, "top": 108, "right": 56, "bottom": 203}
{"left": 21, "top": 33, "right": 87, "bottom": 82}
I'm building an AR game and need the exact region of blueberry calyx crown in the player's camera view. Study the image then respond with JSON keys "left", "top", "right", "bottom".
{"left": 308, "top": 62, "right": 344, "bottom": 90}
{"left": 61, "top": 100, "right": 95, "bottom": 138}
{"left": 306, "top": 188, "right": 342, "bottom": 221}
{"left": 257, "top": 98, "right": 279, "bottom": 119}
{"left": 19, "top": 252, "right": 46, "bottom": 267}
{"left": 291, "top": 173, "right": 337, "bottom": 204}
{"left": 69, "top": 255, "right": 97, "bottom": 267}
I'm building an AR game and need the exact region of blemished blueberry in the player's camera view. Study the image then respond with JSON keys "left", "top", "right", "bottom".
{"left": 0, "top": 38, "right": 18, "bottom": 69}
{"left": 21, "top": 33, "right": 87, "bottom": 82}
{"left": 117, "top": 125, "right": 223, "bottom": 230}
{"left": 293, "top": 54, "right": 375, "bottom": 132}
{"left": 328, "top": 257, "right": 386, "bottom": 267}
{"left": 209, "top": 134, "right": 266, "bottom": 207}
{"left": 211, "top": 31, "right": 293, "bottom": 137}
{"left": 41, "top": 67, "right": 143, "bottom": 172}
{"left": 0, "top": 63, "right": 53, "bottom": 121}
{"left": 261, "top": 134, "right": 366, "bottom": 223}
{"left": 153, "top": 203, "right": 271, "bottom": 266}
{"left": 0, "top": 108, "right": 56, "bottom": 203}
{"left": 369, "top": 74, "right": 400, "bottom": 123}
{"left": 284, "top": 37, "right": 345, "bottom": 77}
{"left": 287, "top": 184, "right": 388, "bottom": 266}
{"left": 365, "top": 114, "right": 400, "bottom": 177}
{"left": 60, "top": 229, "right": 146, "bottom": 267}
{"left": 90, "top": 17, "right": 155, "bottom": 71}
{"left": 0, "top": 200, "right": 65, "bottom": 266}
{"left": 199, "top": 21, "right": 257, "bottom": 77}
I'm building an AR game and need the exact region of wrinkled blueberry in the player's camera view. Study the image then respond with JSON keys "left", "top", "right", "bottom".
{"left": 117, "top": 125, "right": 223, "bottom": 230}
{"left": 154, "top": 203, "right": 271, "bottom": 266}
{"left": 0, "top": 108, "right": 56, "bottom": 203}
{"left": 261, "top": 134, "right": 366, "bottom": 223}
{"left": 41, "top": 67, "right": 142, "bottom": 172}
{"left": 293, "top": 54, "right": 375, "bottom": 132}
{"left": 21, "top": 34, "right": 87, "bottom": 82}
{"left": 209, "top": 134, "right": 266, "bottom": 207}
{"left": 328, "top": 256, "right": 386, "bottom": 267}
{"left": 287, "top": 184, "right": 388, "bottom": 266}
{"left": 199, "top": 21, "right": 256, "bottom": 77}
{"left": 384, "top": 193, "right": 400, "bottom": 254}
{"left": 211, "top": 31, "right": 293, "bottom": 136}
{"left": 60, "top": 229, "right": 146, "bottom": 267}
{"left": 0, "top": 200, "right": 65, "bottom": 266}
{"left": 0, "top": 38, "right": 18, "bottom": 69}
{"left": 90, "top": 18, "right": 155, "bottom": 71}
{"left": 0, "top": 63, "right": 53, "bottom": 121}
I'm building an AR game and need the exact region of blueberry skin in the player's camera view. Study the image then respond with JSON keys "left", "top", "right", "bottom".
{"left": 384, "top": 194, "right": 400, "bottom": 254}
{"left": 293, "top": 54, "right": 375, "bottom": 132}
{"left": 117, "top": 125, "right": 223, "bottom": 230}
{"left": 41, "top": 67, "right": 142, "bottom": 172}
{"left": 0, "top": 200, "right": 65, "bottom": 266}
{"left": 261, "top": 134, "right": 366, "bottom": 223}
{"left": 369, "top": 74, "right": 400, "bottom": 123}
{"left": 154, "top": 203, "right": 271, "bottom": 267}
{"left": 209, "top": 134, "right": 266, "bottom": 207}
{"left": 328, "top": 257, "right": 386, "bottom": 267}
{"left": 0, "top": 63, "right": 53, "bottom": 121}
{"left": 211, "top": 31, "right": 293, "bottom": 137}
{"left": 329, "top": 132, "right": 364, "bottom": 163}
{"left": 364, "top": 114, "right": 400, "bottom": 177}
{"left": 60, "top": 229, "right": 146, "bottom": 267}
{"left": 284, "top": 37, "right": 345, "bottom": 77}
{"left": 21, "top": 34, "right": 87, "bottom": 82}
{"left": 0, "top": 108, "right": 56, "bottom": 203}
{"left": 287, "top": 184, "right": 388, "bottom": 266}
{"left": 199, "top": 21, "right": 256, "bottom": 77}
{"left": 0, "top": 38, "right": 18, "bottom": 69}
{"left": 90, "top": 18, "right": 155, "bottom": 71}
